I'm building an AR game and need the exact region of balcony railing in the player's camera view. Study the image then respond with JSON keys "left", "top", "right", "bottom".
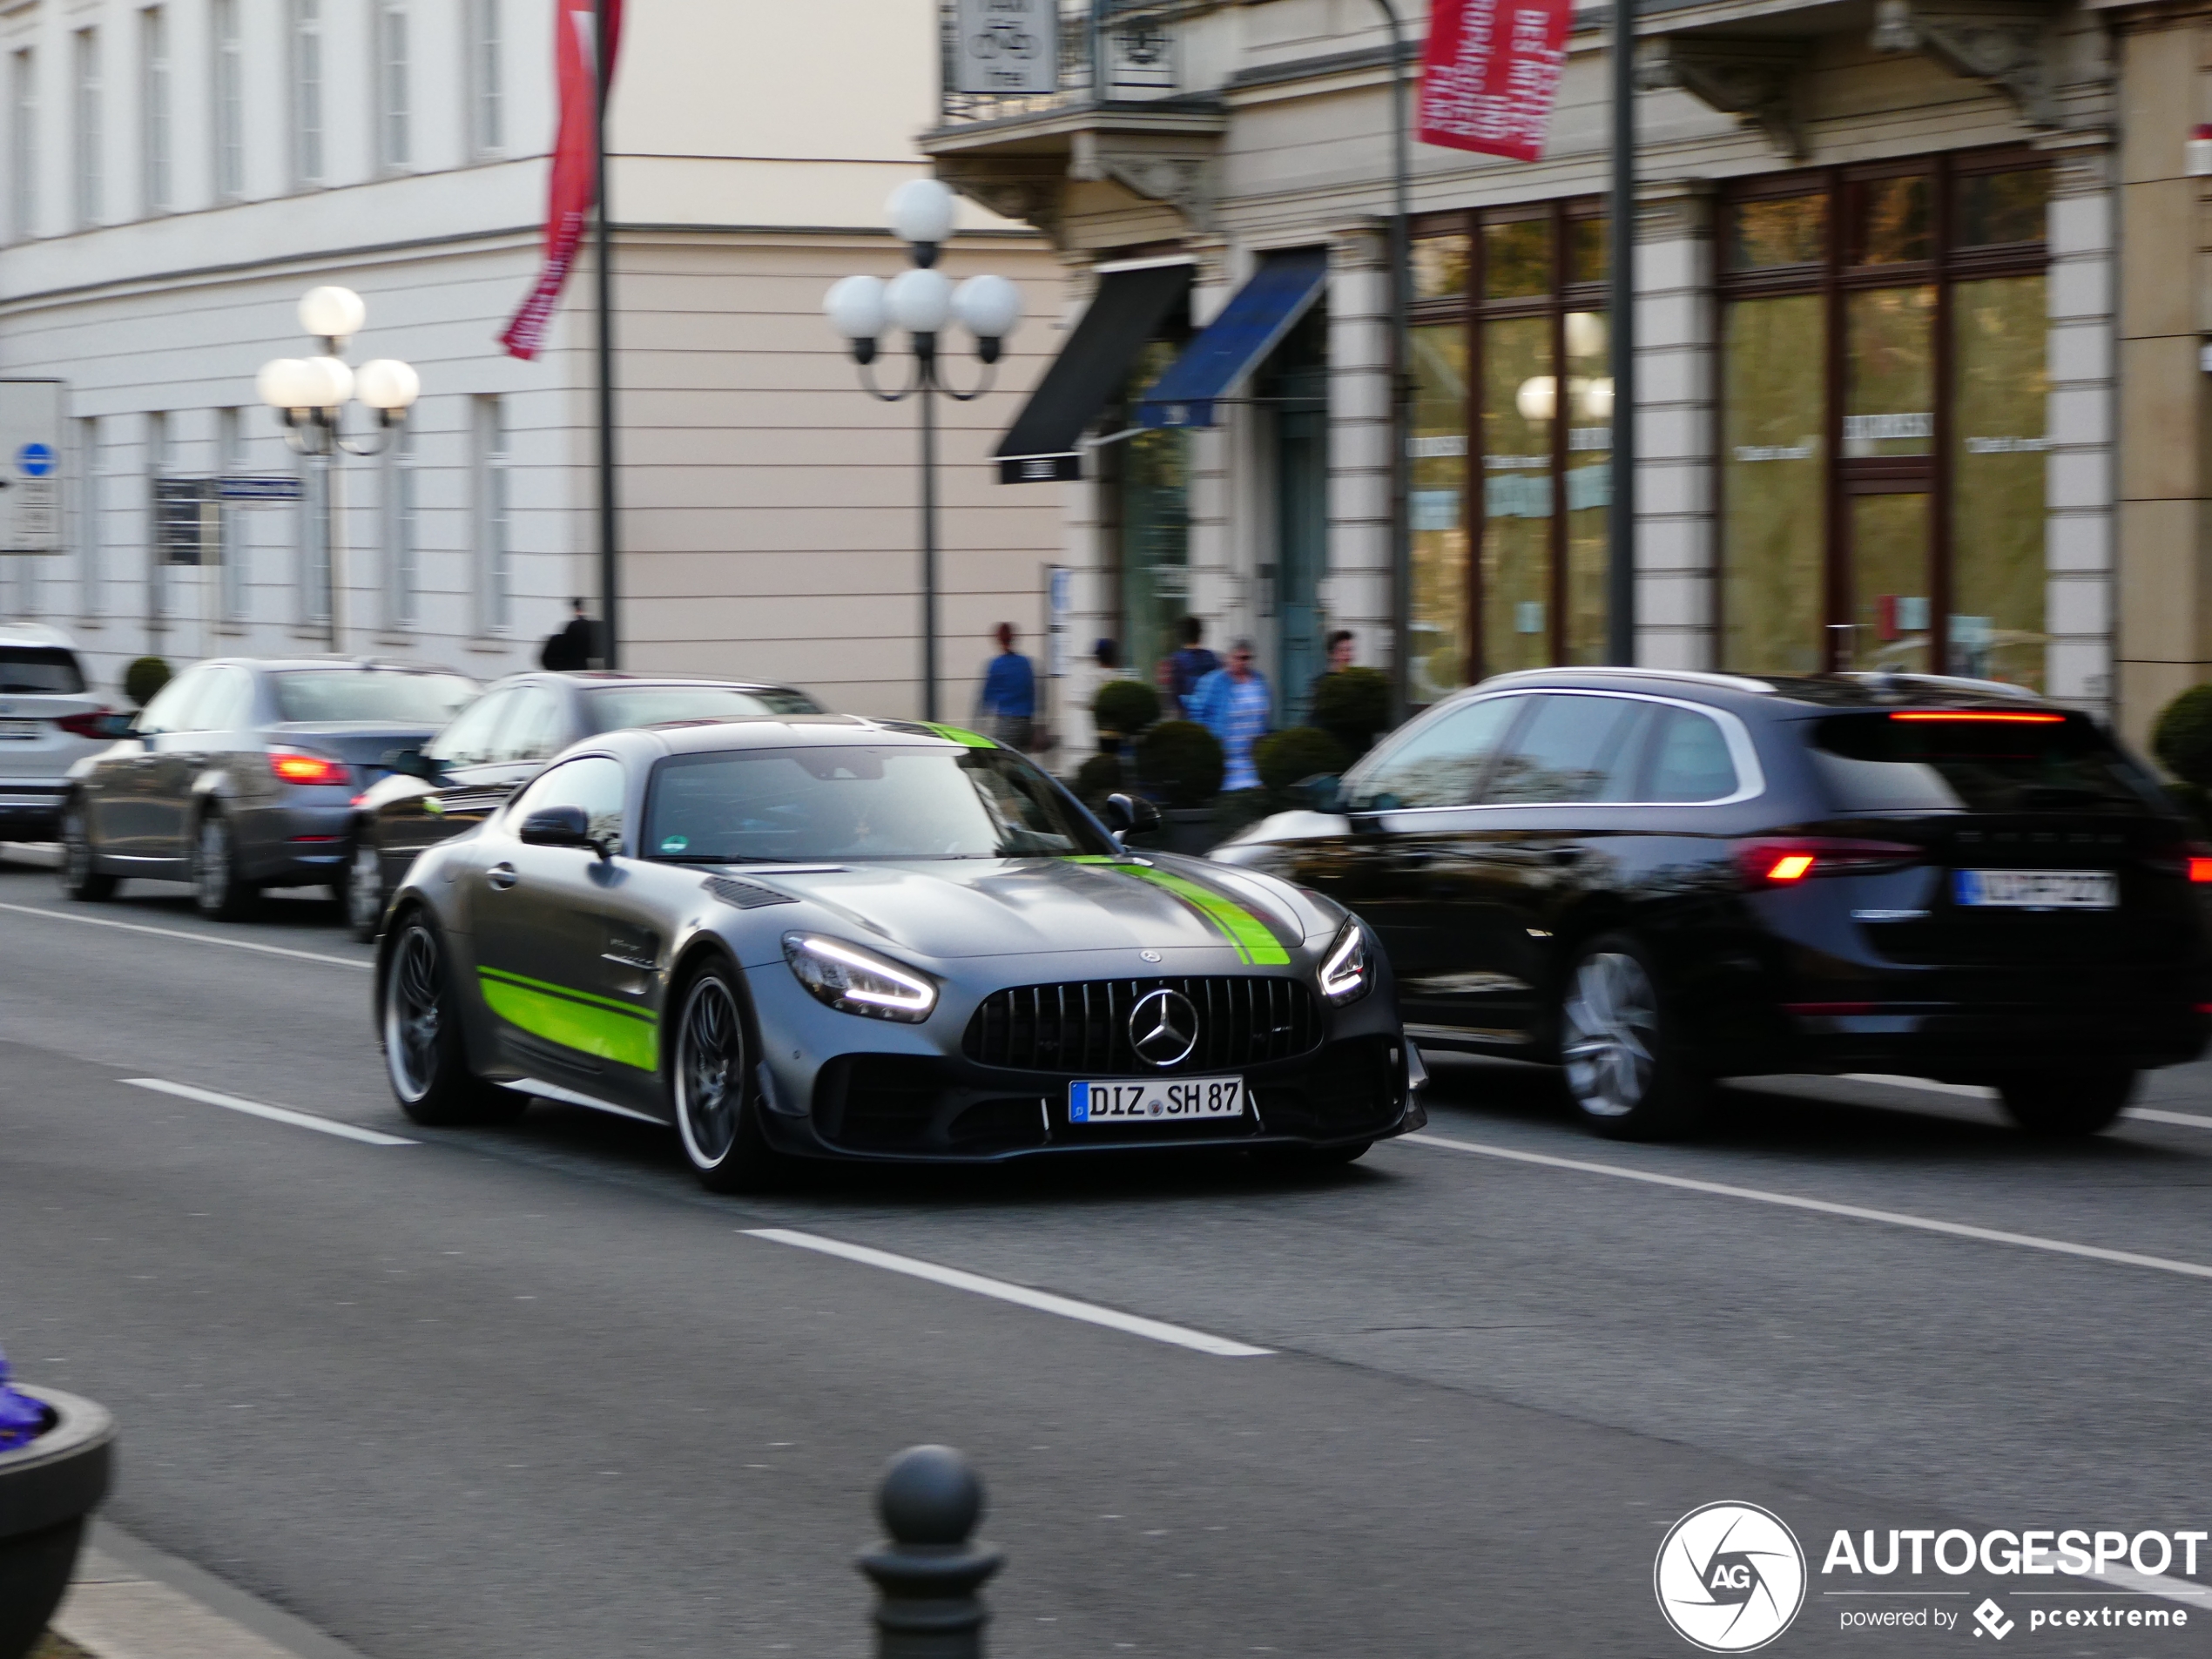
{"left": 938, "top": 0, "right": 1210, "bottom": 127}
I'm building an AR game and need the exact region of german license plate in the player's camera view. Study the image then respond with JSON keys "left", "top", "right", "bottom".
{"left": 1069, "top": 1076, "right": 1245, "bottom": 1123}
{"left": 0, "top": 720, "right": 38, "bottom": 740}
{"left": 1953, "top": 869, "right": 2117, "bottom": 909}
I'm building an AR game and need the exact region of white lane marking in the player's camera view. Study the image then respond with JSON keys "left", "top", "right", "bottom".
{"left": 1400, "top": 1133, "right": 2212, "bottom": 1284}
{"left": 124, "top": 1078, "right": 416, "bottom": 1146}
{"left": 1842, "top": 1072, "right": 2212, "bottom": 1131}
{"left": 2092, "top": 1564, "right": 2212, "bottom": 1605}
{"left": 0, "top": 900, "right": 369, "bottom": 970}
{"left": 744, "top": 1228, "right": 1271, "bottom": 1357}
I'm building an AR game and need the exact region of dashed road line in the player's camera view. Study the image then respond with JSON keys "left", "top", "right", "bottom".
{"left": 124, "top": 1078, "right": 415, "bottom": 1146}
{"left": 0, "top": 900, "right": 370, "bottom": 969}
{"left": 1842, "top": 1072, "right": 2212, "bottom": 1131}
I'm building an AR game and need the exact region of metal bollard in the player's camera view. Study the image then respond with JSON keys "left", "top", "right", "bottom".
{"left": 857, "top": 1445, "right": 1004, "bottom": 1659}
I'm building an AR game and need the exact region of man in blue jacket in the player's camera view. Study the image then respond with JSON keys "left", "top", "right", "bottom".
{"left": 1189, "top": 638, "right": 1271, "bottom": 792}
{"left": 977, "top": 622, "right": 1036, "bottom": 750}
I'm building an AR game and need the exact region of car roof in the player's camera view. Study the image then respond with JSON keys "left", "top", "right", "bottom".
{"left": 1463, "top": 667, "right": 2066, "bottom": 718}
{"left": 201, "top": 656, "right": 477, "bottom": 677}
{"left": 598, "top": 714, "right": 972, "bottom": 759}
{"left": 0, "top": 623, "right": 80, "bottom": 651}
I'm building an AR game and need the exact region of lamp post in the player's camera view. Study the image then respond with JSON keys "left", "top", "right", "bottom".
{"left": 256, "top": 286, "right": 421, "bottom": 652}
{"left": 824, "top": 179, "right": 1024, "bottom": 724}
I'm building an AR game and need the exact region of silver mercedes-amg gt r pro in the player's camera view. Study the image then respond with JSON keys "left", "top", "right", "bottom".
{"left": 372, "top": 715, "right": 1424, "bottom": 1190}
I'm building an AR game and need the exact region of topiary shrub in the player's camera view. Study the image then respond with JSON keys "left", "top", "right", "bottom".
{"left": 1312, "top": 665, "right": 1393, "bottom": 757}
{"left": 1092, "top": 678, "right": 1160, "bottom": 741}
{"left": 1072, "top": 752, "right": 1125, "bottom": 809}
{"left": 1135, "top": 718, "right": 1223, "bottom": 809}
{"left": 1254, "top": 725, "right": 1350, "bottom": 793}
{"left": 2153, "top": 685, "right": 2212, "bottom": 788}
{"left": 124, "top": 656, "right": 172, "bottom": 707}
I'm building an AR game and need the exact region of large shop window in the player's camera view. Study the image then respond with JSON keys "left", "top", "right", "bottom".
{"left": 1407, "top": 200, "right": 1611, "bottom": 702}
{"left": 1719, "top": 153, "right": 2051, "bottom": 686}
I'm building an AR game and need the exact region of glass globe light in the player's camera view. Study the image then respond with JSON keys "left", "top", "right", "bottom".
{"left": 1581, "top": 376, "right": 1615, "bottom": 421}
{"left": 885, "top": 268, "right": 954, "bottom": 334}
{"left": 256, "top": 358, "right": 315, "bottom": 411}
{"left": 298, "top": 355, "right": 355, "bottom": 410}
{"left": 823, "top": 274, "right": 888, "bottom": 341}
{"left": 354, "top": 359, "right": 421, "bottom": 412}
{"left": 299, "top": 286, "right": 367, "bottom": 342}
{"left": 1565, "top": 311, "right": 1607, "bottom": 359}
{"left": 952, "top": 274, "right": 1023, "bottom": 342}
{"left": 885, "top": 179, "right": 957, "bottom": 248}
{"left": 1514, "top": 375, "right": 1558, "bottom": 423}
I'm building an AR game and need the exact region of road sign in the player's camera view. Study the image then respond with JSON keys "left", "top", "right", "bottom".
{"left": 953, "top": 0, "right": 1057, "bottom": 94}
{"left": 217, "top": 475, "right": 303, "bottom": 502}
{"left": 0, "top": 381, "right": 63, "bottom": 553}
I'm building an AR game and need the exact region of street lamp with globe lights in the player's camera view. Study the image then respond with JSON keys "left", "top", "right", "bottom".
{"left": 824, "top": 179, "right": 1023, "bottom": 722}
{"left": 257, "top": 286, "right": 420, "bottom": 651}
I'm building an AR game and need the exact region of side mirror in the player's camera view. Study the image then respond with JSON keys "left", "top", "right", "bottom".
{"left": 381, "top": 745, "right": 435, "bottom": 780}
{"left": 1103, "top": 792, "right": 1162, "bottom": 837}
{"left": 1298, "top": 773, "right": 1343, "bottom": 813}
{"left": 519, "top": 805, "right": 593, "bottom": 850}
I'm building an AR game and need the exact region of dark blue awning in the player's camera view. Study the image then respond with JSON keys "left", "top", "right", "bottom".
{"left": 1134, "top": 247, "right": 1329, "bottom": 429}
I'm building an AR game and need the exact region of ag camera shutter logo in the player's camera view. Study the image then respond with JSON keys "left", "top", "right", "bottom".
{"left": 1655, "top": 1501, "right": 1807, "bottom": 1652}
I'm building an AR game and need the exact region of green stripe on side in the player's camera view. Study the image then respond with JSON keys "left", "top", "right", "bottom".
{"left": 922, "top": 722, "right": 997, "bottom": 749}
{"left": 1111, "top": 865, "right": 1294, "bottom": 966}
{"left": 478, "top": 969, "right": 658, "bottom": 1071}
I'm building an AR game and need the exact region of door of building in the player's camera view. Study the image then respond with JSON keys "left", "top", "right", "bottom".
{"left": 1275, "top": 361, "right": 1328, "bottom": 722}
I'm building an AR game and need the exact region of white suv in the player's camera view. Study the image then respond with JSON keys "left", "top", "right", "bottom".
{"left": 0, "top": 624, "right": 110, "bottom": 841}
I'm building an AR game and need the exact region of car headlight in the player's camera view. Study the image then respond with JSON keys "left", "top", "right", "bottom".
{"left": 1318, "top": 917, "right": 1372, "bottom": 1005}
{"left": 781, "top": 932, "right": 937, "bottom": 1022}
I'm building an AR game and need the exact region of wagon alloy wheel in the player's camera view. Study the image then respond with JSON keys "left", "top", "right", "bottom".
{"left": 672, "top": 968, "right": 778, "bottom": 1193}
{"left": 347, "top": 841, "right": 385, "bottom": 939}
{"left": 193, "top": 813, "right": 252, "bottom": 921}
{"left": 1556, "top": 933, "right": 1706, "bottom": 1141}
{"left": 57, "top": 802, "right": 114, "bottom": 900}
{"left": 386, "top": 924, "right": 444, "bottom": 1103}
{"left": 1561, "top": 952, "right": 1656, "bottom": 1118}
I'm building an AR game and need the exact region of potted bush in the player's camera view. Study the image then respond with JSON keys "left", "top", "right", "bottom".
{"left": 1254, "top": 726, "right": 1350, "bottom": 795}
{"left": 0, "top": 1348, "right": 114, "bottom": 1659}
{"left": 1311, "top": 665, "right": 1393, "bottom": 759}
{"left": 2152, "top": 684, "right": 2212, "bottom": 832}
{"left": 122, "top": 656, "right": 172, "bottom": 710}
{"left": 1090, "top": 679, "right": 1160, "bottom": 752}
{"left": 1133, "top": 720, "right": 1224, "bottom": 854}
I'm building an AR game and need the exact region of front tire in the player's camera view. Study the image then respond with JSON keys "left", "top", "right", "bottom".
{"left": 192, "top": 812, "right": 256, "bottom": 921}
{"left": 57, "top": 800, "right": 116, "bottom": 902}
{"left": 671, "top": 962, "right": 779, "bottom": 1193}
{"left": 1996, "top": 1068, "right": 2134, "bottom": 1136}
{"left": 1557, "top": 933, "right": 1708, "bottom": 1140}
{"left": 344, "top": 838, "right": 387, "bottom": 941}
{"left": 381, "top": 912, "right": 525, "bottom": 1127}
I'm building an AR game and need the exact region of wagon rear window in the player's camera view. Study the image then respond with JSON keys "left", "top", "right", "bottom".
{"left": 0, "top": 646, "right": 85, "bottom": 694}
{"left": 1809, "top": 712, "right": 2165, "bottom": 814}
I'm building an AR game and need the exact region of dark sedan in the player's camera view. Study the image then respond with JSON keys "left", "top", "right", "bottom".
{"left": 344, "top": 672, "right": 824, "bottom": 938}
{"left": 1211, "top": 668, "right": 2212, "bottom": 1139}
{"left": 58, "top": 658, "right": 476, "bottom": 918}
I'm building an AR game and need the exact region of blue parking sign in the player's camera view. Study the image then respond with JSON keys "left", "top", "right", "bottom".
{"left": 17, "top": 442, "right": 53, "bottom": 478}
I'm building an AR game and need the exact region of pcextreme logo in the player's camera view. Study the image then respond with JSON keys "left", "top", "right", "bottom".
{"left": 1656, "top": 1501, "right": 1810, "bottom": 1652}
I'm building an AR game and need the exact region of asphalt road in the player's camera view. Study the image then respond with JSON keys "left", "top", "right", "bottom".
{"left": 4, "top": 846, "right": 2212, "bottom": 1657}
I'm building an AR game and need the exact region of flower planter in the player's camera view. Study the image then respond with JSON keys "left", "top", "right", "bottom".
{"left": 0, "top": 1388, "right": 115, "bottom": 1659}
{"left": 1139, "top": 806, "right": 1221, "bottom": 858}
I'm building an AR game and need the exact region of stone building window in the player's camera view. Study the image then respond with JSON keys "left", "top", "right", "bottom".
{"left": 1718, "top": 150, "right": 2051, "bottom": 685}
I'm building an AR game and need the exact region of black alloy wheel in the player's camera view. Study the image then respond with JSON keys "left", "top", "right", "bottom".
{"left": 381, "top": 912, "right": 524, "bottom": 1127}
{"left": 1995, "top": 1067, "right": 2135, "bottom": 1136}
{"left": 1557, "top": 932, "right": 1708, "bottom": 1140}
{"left": 345, "top": 839, "right": 387, "bottom": 941}
{"left": 671, "top": 964, "right": 779, "bottom": 1193}
{"left": 57, "top": 800, "right": 116, "bottom": 901}
{"left": 192, "top": 812, "right": 256, "bottom": 921}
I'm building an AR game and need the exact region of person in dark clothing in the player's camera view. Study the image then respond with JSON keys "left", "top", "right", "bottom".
{"left": 541, "top": 598, "right": 597, "bottom": 671}
{"left": 1163, "top": 617, "right": 1218, "bottom": 719}
{"left": 1308, "top": 628, "right": 1356, "bottom": 711}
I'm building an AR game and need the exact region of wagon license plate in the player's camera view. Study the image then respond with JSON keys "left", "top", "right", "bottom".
{"left": 1953, "top": 868, "right": 2118, "bottom": 910}
{"left": 0, "top": 720, "right": 38, "bottom": 740}
{"left": 1069, "top": 1076, "right": 1246, "bottom": 1123}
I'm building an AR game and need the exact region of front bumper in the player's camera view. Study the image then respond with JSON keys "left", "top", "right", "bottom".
{"left": 759, "top": 1033, "right": 1420, "bottom": 1163}
{"left": 0, "top": 783, "right": 65, "bottom": 837}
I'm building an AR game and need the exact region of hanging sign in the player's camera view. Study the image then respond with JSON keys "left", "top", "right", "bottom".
{"left": 0, "top": 381, "right": 62, "bottom": 554}
{"left": 1415, "top": 0, "right": 1571, "bottom": 163}
{"left": 953, "top": 0, "right": 1058, "bottom": 95}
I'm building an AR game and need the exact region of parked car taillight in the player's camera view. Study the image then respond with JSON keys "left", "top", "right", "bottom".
{"left": 2142, "top": 840, "right": 2212, "bottom": 881}
{"left": 270, "top": 750, "right": 351, "bottom": 786}
{"left": 52, "top": 708, "right": 110, "bottom": 738}
{"left": 1733, "top": 838, "right": 1924, "bottom": 888}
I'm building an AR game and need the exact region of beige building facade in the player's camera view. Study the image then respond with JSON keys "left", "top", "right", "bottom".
{"left": 931, "top": 0, "right": 2146, "bottom": 743}
{"left": 0, "top": 0, "right": 1063, "bottom": 724}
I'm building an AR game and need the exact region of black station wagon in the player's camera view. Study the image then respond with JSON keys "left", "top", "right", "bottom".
{"left": 1211, "top": 668, "right": 2211, "bottom": 1139}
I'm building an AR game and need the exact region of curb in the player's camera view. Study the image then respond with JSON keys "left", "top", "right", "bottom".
{"left": 52, "top": 1522, "right": 371, "bottom": 1659}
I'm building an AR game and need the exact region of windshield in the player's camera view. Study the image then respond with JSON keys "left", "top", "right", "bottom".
{"left": 644, "top": 745, "right": 1116, "bottom": 861}
{"left": 584, "top": 685, "right": 821, "bottom": 731}
{"left": 0, "top": 646, "right": 86, "bottom": 695}
{"left": 1809, "top": 712, "right": 2168, "bottom": 815}
{"left": 273, "top": 671, "right": 478, "bottom": 725}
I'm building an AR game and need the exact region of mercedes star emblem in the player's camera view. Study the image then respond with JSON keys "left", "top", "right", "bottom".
{"left": 1129, "top": 988, "right": 1198, "bottom": 1069}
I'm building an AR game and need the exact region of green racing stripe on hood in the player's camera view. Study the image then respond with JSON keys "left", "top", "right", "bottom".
{"left": 1105, "top": 864, "right": 1294, "bottom": 966}
{"left": 921, "top": 722, "right": 997, "bottom": 749}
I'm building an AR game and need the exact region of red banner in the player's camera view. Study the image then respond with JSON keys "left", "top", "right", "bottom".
{"left": 500, "top": 0, "right": 625, "bottom": 361}
{"left": 1415, "top": 0, "right": 1569, "bottom": 163}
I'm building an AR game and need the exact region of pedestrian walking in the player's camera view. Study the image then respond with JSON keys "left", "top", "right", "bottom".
{"left": 976, "top": 623, "right": 1036, "bottom": 750}
{"left": 540, "top": 597, "right": 598, "bottom": 671}
{"left": 1308, "top": 628, "right": 1356, "bottom": 711}
{"left": 1190, "top": 637, "right": 1271, "bottom": 792}
{"left": 1163, "top": 617, "right": 1218, "bottom": 719}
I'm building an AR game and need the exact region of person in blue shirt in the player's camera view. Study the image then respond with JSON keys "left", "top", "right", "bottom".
{"left": 1189, "top": 637, "right": 1271, "bottom": 792}
{"left": 977, "top": 623, "right": 1036, "bottom": 750}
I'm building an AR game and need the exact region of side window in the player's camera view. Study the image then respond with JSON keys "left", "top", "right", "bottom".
{"left": 426, "top": 688, "right": 516, "bottom": 766}
{"left": 1349, "top": 696, "right": 1524, "bottom": 809}
{"left": 497, "top": 688, "right": 570, "bottom": 763}
{"left": 509, "top": 755, "right": 627, "bottom": 851}
{"left": 1642, "top": 707, "right": 1741, "bottom": 802}
{"left": 196, "top": 666, "right": 256, "bottom": 732}
{"left": 1482, "top": 694, "right": 1649, "bottom": 805}
{"left": 138, "top": 666, "right": 210, "bottom": 735}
